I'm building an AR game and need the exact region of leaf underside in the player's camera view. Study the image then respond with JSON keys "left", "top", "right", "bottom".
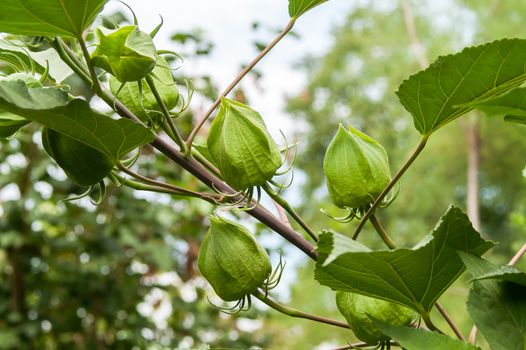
{"left": 470, "top": 87, "right": 526, "bottom": 125}
{"left": 315, "top": 206, "right": 494, "bottom": 314}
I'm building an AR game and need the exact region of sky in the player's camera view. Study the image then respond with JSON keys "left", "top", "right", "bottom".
{"left": 102, "top": 0, "right": 353, "bottom": 136}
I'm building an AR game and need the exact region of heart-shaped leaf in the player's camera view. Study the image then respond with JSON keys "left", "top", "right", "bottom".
{"left": 315, "top": 206, "right": 494, "bottom": 315}
{"left": 0, "top": 80, "right": 154, "bottom": 161}
{"left": 378, "top": 324, "right": 481, "bottom": 350}
{"left": 0, "top": 0, "right": 109, "bottom": 37}
{"left": 288, "top": 0, "right": 328, "bottom": 18}
{"left": 397, "top": 39, "right": 526, "bottom": 135}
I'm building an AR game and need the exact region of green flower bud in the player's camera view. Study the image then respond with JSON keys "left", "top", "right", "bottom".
{"left": 109, "top": 56, "right": 179, "bottom": 125}
{"left": 197, "top": 215, "right": 272, "bottom": 301}
{"left": 42, "top": 128, "right": 114, "bottom": 186}
{"left": 91, "top": 25, "right": 157, "bottom": 82}
{"left": 323, "top": 124, "right": 391, "bottom": 209}
{"left": 336, "top": 292, "right": 416, "bottom": 344}
{"left": 207, "top": 98, "right": 281, "bottom": 190}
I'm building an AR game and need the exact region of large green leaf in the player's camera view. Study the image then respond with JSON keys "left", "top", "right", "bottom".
{"left": 468, "top": 280, "right": 526, "bottom": 350}
{"left": 0, "top": 80, "right": 154, "bottom": 161}
{"left": 471, "top": 87, "right": 526, "bottom": 125}
{"left": 459, "top": 252, "right": 526, "bottom": 286}
{"left": 288, "top": 0, "right": 328, "bottom": 18}
{"left": 315, "top": 206, "right": 494, "bottom": 315}
{"left": 0, "top": 0, "right": 108, "bottom": 37}
{"left": 378, "top": 324, "right": 481, "bottom": 350}
{"left": 397, "top": 39, "right": 526, "bottom": 135}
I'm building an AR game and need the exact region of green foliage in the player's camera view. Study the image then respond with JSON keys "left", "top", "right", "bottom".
{"left": 0, "top": 0, "right": 108, "bottom": 37}
{"left": 1, "top": 1, "right": 526, "bottom": 349}
{"left": 397, "top": 39, "right": 526, "bottom": 135}
{"left": 315, "top": 207, "right": 494, "bottom": 315}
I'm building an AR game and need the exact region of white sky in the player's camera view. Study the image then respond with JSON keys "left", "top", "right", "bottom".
{"left": 102, "top": 0, "right": 352, "bottom": 136}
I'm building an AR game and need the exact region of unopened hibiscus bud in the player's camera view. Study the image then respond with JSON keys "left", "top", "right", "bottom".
{"left": 197, "top": 215, "right": 272, "bottom": 301}
{"left": 336, "top": 292, "right": 416, "bottom": 344}
{"left": 324, "top": 124, "right": 391, "bottom": 209}
{"left": 207, "top": 98, "right": 281, "bottom": 190}
{"left": 92, "top": 25, "right": 157, "bottom": 82}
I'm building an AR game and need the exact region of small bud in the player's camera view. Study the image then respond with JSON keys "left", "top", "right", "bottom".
{"left": 91, "top": 25, "right": 157, "bottom": 82}
{"left": 336, "top": 292, "right": 416, "bottom": 344}
{"left": 109, "top": 56, "right": 179, "bottom": 125}
{"left": 197, "top": 215, "right": 272, "bottom": 301}
{"left": 207, "top": 98, "right": 281, "bottom": 190}
{"left": 323, "top": 124, "right": 391, "bottom": 209}
{"left": 42, "top": 128, "right": 114, "bottom": 186}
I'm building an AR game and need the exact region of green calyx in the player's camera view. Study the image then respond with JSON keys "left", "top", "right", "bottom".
{"left": 91, "top": 25, "right": 157, "bottom": 82}
{"left": 197, "top": 215, "right": 272, "bottom": 302}
{"left": 109, "top": 56, "right": 179, "bottom": 126}
{"left": 323, "top": 124, "right": 391, "bottom": 210}
{"left": 42, "top": 128, "right": 114, "bottom": 186}
{"left": 207, "top": 98, "right": 281, "bottom": 190}
{"left": 336, "top": 292, "right": 416, "bottom": 345}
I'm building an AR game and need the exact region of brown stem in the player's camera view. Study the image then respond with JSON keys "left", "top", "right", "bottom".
{"left": 369, "top": 214, "right": 397, "bottom": 249}
{"left": 185, "top": 19, "right": 296, "bottom": 151}
{"left": 435, "top": 302, "right": 465, "bottom": 341}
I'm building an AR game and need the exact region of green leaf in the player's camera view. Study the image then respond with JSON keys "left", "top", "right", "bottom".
{"left": 397, "top": 39, "right": 526, "bottom": 135}
{"left": 468, "top": 280, "right": 526, "bottom": 350}
{"left": 288, "top": 0, "right": 328, "bottom": 18}
{"left": 470, "top": 87, "right": 526, "bottom": 125}
{"left": 378, "top": 324, "right": 481, "bottom": 350}
{"left": 0, "top": 0, "right": 109, "bottom": 37}
{"left": 315, "top": 206, "right": 494, "bottom": 315}
{"left": 0, "top": 112, "right": 30, "bottom": 138}
{"left": 0, "top": 80, "right": 154, "bottom": 161}
{"left": 458, "top": 251, "right": 526, "bottom": 286}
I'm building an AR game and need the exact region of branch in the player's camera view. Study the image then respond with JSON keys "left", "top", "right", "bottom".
{"left": 185, "top": 19, "right": 296, "bottom": 152}
{"left": 52, "top": 39, "right": 317, "bottom": 261}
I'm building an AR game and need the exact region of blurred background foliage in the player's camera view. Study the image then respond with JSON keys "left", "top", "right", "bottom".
{"left": 0, "top": 0, "right": 525, "bottom": 349}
